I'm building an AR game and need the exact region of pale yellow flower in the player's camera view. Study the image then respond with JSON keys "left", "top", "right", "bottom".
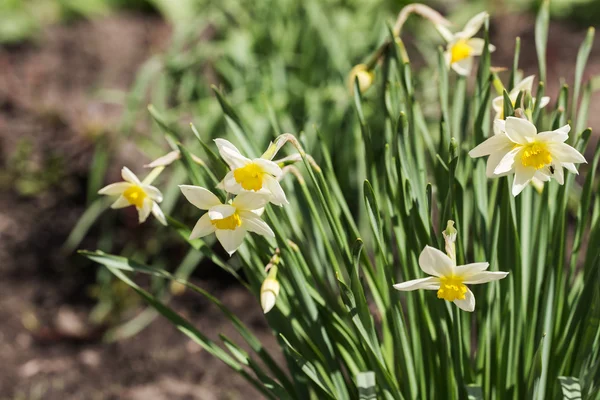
{"left": 179, "top": 185, "right": 274, "bottom": 255}
{"left": 98, "top": 167, "right": 166, "bottom": 225}
{"left": 215, "top": 139, "right": 288, "bottom": 206}
{"left": 436, "top": 12, "right": 495, "bottom": 76}
{"left": 394, "top": 246, "right": 508, "bottom": 312}
{"left": 469, "top": 117, "right": 586, "bottom": 196}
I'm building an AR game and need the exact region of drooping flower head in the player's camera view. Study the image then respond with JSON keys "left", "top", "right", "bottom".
{"left": 348, "top": 64, "right": 375, "bottom": 94}
{"left": 215, "top": 139, "right": 288, "bottom": 206}
{"left": 394, "top": 246, "right": 508, "bottom": 312}
{"left": 469, "top": 117, "right": 587, "bottom": 196}
{"left": 98, "top": 167, "right": 167, "bottom": 225}
{"left": 436, "top": 11, "right": 495, "bottom": 76}
{"left": 179, "top": 185, "right": 274, "bottom": 256}
{"left": 492, "top": 75, "right": 551, "bottom": 120}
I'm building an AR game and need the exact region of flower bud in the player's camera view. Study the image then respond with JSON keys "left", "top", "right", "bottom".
{"left": 348, "top": 64, "right": 375, "bottom": 94}
{"left": 260, "top": 278, "right": 280, "bottom": 314}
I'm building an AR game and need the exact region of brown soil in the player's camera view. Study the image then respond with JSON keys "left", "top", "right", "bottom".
{"left": 0, "top": 13, "right": 276, "bottom": 400}
{"left": 0, "top": 10, "right": 598, "bottom": 400}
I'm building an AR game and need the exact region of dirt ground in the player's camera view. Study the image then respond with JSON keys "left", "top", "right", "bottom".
{"left": 0, "top": 12, "right": 277, "bottom": 400}
{"left": 0, "top": 10, "right": 598, "bottom": 400}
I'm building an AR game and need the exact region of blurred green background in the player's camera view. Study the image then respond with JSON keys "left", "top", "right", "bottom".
{"left": 2, "top": 0, "right": 600, "bottom": 45}
{"left": 1, "top": 0, "right": 599, "bottom": 398}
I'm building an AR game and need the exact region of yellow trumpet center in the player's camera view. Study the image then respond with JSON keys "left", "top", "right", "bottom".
{"left": 211, "top": 212, "right": 242, "bottom": 230}
{"left": 233, "top": 163, "right": 265, "bottom": 191}
{"left": 450, "top": 40, "right": 472, "bottom": 64}
{"left": 437, "top": 276, "right": 467, "bottom": 302}
{"left": 123, "top": 185, "right": 147, "bottom": 208}
{"left": 521, "top": 142, "right": 552, "bottom": 170}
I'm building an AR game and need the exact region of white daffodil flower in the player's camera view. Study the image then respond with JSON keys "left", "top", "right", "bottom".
{"left": 469, "top": 117, "right": 587, "bottom": 196}
{"left": 179, "top": 185, "right": 274, "bottom": 256}
{"left": 98, "top": 167, "right": 167, "bottom": 225}
{"left": 393, "top": 245, "right": 508, "bottom": 312}
{"left": 215, "top": 139, "right": 288, "bottom": 206}
{"left": 436, "top": 11, "right": 495, "bottom": 76}
{"left": 492, "top": 75, "right": 551, "bottom": 120}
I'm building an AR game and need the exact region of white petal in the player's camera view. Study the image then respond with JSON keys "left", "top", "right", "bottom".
{"left": 505, "top": 117, "right": 537, "bottom": 144}
{"left": 151, "top": 202, "right": 167, "bottom": 226}
{"left": 512, "top": 164, "right": 536, "bottom": 196}
{"left": 239, "top": 211, "right": 274, "bottom": 237}
{"left": 453, "top": 288, "right": 475, "bottom": 312}
{"left": 121, "top": 167, "right": 141, "bottom": 185}
{"left": 263, "top": 175, "right": 288, "bottom": 206}
{"left": 179, "top": 185, "right": 222, "bottom": 210}
{"left": 254, "top": 158, "right": 283, "bottom": 178}
{"left": 216, "top": 228, "right": 247, "bottom": 256}
{"left": 460, "top": 11, "right": 488, "bottom": 39}
{"left": 513, "top": 75, "right": 535, "bottom": 94}
{"left": 491, "top": 96, "right": 503, "bottom": 115}
{"left": 232, "top": 192, "right": 270, "bottom": 211}
{"left": 145, "top": 150, "right": 181, "bottom": 168}
{"left": 99, "top": 182, "right": 131, "bottom": 196}
{"left": 562, "top": 162, "right": 578, "bottom": 174}
{"left": 436, "top": 24, "right": 455, "bottom": 42}
{"left": 208, "top": 204, "right": 236, "bottom": 220}
{"left": 553, "top": 165, "right": 565, "bottom": 185}
{"left": 469, "top": 133, "right": 511, "bottom": 158}
{"left": 494, "top": 147, "right": 521, "bottom": 175}
{"left": 190, "top": 213, "right": 216, "bottom": 240}
{"left": 451, "top": 56, "right": 473, "bottom": 76}
{"left": 214, "top": 138, "right": 242, "bottom": 153}
{"left": 393, "top": 276, "right": 440, "bottom": 291}
{"left": 463, "top": 271, "right": 508, "bottom": 284}
{"left": 538, "top": 96, "right": 551, "bottom": 109}
{"left": 220, "top": 171, "right": 243, "bottom": 194}
{"left": 418, "top": 245, "right": 455, "bottom": 277}
{"left": 138, "top": 198, "right": 152, "bottom": 223}
{"left": 493, "top": 119, "right": 506, "bottom": 135}
{"left": 215, "top": 139, "right": 250, "bottom": 169}
{"left": 455, "top": 262, "right": 489, "bottom": 278}
{"left": 111, "top": 196, "right": 130, "bottom": 209}
{"left": 549, "top": 143, "right": 587, "bottom": 164}
{"left": 534, "top": 169, "right": 552, "bottom": 182}
{"left": 466, "top": 38, "right": 485, "bottom": 55}
{"left": 142, "top": 185, "right": 163, "bottom": 202}
{"left": 486, "top": 148, "right": 513, "bottom": 177}
{"left": 537, "top": 130, "right": 569, "bottom": 144}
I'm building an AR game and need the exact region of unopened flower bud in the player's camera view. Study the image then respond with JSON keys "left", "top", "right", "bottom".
{"left": 348, "top": 64, "right": 375, "bottom": 94}
{"left": 260, "top": 278, "right": 280, "bottom": 314}
{"left": 443, "top": 220, "right": 457, "bottom": 262}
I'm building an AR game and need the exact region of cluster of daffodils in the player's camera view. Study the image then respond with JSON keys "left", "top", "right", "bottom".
{"left": 98, "top": 136, "right": 299, "bottom": 314}
{"left": 179, "top": 139, "right": 287, "bottom": 256}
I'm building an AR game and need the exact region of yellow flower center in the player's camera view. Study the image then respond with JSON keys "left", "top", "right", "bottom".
{"left": 521, "top": 142, "right": 552, "bottom": 170}
{"left": 450, "top": 40, "right": 472, "bottom": 64}
{"left": 211, "top": 212, "right": 242, "bottom": 230}
{"left": 123, "top": 185, "right": 147, "bottom": 208}
{"left": 233, "top": 163, "right": 265, "bottom": 191}
{"left": 437, "top": 276, "right": 467, "bottom": 302}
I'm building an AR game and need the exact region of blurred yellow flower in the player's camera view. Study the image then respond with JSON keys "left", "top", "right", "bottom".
{"left": 436, "top": 11, "right": 495, "bottom": 76}
{"left": 492, "top": 75, "right": 551, "bottom": 120}
{"left": 348, "top": 64, "right": 375, "bottom": 94}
